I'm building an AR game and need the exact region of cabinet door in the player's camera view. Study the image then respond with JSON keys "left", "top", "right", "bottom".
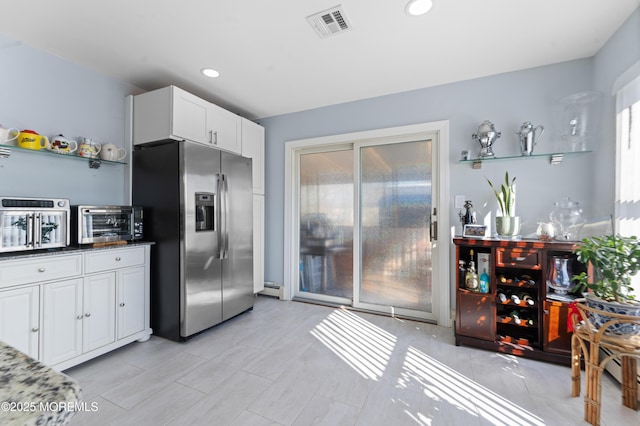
{"left": 209, "top": 102, "right": 241, "bottom": 154}
{"left": 241, "top": 118, "right": 265, "bottom": 194}
{"left": 171, "top": 86, "right": 211, "bottom": 145}
{"left": 253, "top": 195, "right": 264, "bottom": 293}
{"left": 543, "top": 300, "right": 572, "bottom": 354}
{"left": 456, "top": 291, "right": 495, "bottom": 340}
{"left": 42, "top": 278, "right": 83, "bottom": 366}
{"left": 117, "top": 266, "right": 146, "bottom": 339}
{"left": 82, "top": 273, "right": 116, "bottom": 352}
{"left": 0, "top": 286, "right": 39, "bottom": 359}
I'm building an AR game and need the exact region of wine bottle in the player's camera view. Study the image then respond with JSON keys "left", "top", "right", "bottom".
{"left": 497, "top": 291, "right": 508, "bottom": 303}
{"left": 479, "top": 267, "right": 490, "bottom": 293}
{"left": 519, "top": 292, "right": 535, "bottom": 306}
{"left": 510, "top": 293, "right": 521, "bottom": 305}
{"left": 458, "top": 260, "right": 467, "bottom": 289}
{"left": 509, "top": 310, "right": 522, "bottom": 325}
{"left": 520, "top": 310, "right": 535, "bottom": 326}
{"left": 465, "top": 250, "right": 479, "bottom": 291}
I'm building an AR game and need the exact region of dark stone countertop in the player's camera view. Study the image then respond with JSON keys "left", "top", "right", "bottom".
{"left": 0, "top": 241, "right": 154, "bottom": 261}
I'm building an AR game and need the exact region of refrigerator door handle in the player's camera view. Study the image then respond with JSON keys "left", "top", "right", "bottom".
{"left": 221, "top": 174, "right": 229, "bottom": 259}
{"left": 216, "top": 174, "right": 224, "bottom": 259}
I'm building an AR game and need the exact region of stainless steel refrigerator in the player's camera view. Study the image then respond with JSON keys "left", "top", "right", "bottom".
{"left": 133, "top": 140, "right": 253, "bottom": 341}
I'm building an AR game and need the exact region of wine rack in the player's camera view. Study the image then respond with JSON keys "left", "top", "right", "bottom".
{"left": 454, "top": 238, "right": 581, "bottom": 364}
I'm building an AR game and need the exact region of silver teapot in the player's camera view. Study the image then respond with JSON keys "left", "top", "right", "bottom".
{"left": 472, "top": 120, "right": 501, "bottom": 158}
{"left": 516, "top": 121, "right": 544, "bottom": 156}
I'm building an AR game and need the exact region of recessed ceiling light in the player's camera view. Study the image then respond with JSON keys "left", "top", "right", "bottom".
{"left": 406, "top": 0, "right": 433, "bottom": 16}
{"left": 201, "top": 68, "right": 220, "bottom": 78}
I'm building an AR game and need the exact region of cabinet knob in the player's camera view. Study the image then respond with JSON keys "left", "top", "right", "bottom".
{"left": 115, "top": 257, "right": 121, "bottom": 261}
{"left": 38, "top": 268, "right": 46, "bottom": 272}
{"left": 31, "top": 327, "right": 39, "bottom": 332}
{"left": 119, "top": 302, "right": 125, "bottom": 307}
{"left": 85, "top": 312, "right": 91, "bottom": 317}
{"left": 77, "top": 315, "right": 84, "bottom": 320}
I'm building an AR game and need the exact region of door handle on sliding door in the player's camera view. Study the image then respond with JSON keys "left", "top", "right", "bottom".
{"left": 430, "top": 207, "right": 437, "bottom": 241}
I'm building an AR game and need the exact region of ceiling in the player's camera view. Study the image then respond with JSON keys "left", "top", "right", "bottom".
{"left": 1, "top": 1, "right": 638, "bottom": 120}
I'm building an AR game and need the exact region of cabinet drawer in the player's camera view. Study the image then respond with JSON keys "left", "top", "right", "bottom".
{"left": 0, "top": 255, "right": 82, "bottom": 289}
{"left": 85, "top": 247, "right": 145, "bottom": 274}
{"left": 496, "top": 248, "right": 540, "bottom": 269}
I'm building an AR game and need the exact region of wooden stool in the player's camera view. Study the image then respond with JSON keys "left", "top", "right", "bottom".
{"left": 571, "top": 302, "right": 640, "bottom": 426}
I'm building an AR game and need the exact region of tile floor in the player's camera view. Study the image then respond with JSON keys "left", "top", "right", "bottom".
{"left": 66, "top": 295, "right": 638, "bottom": 425}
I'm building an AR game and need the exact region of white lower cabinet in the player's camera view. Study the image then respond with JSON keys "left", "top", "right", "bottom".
{"left": 0, "top": 244, "right": 152, "bottom": 370}
{"left": 0, "top": 286, "right": 40, "bottom": 359}
{"left": 117, "top": 266, "right": 145, "bottom": 339}
{"left": 42, "top": 275, "right": 116, "bottom": 366}
{"left": 42, "top": 278, "right": 84, "bottom": 366}
{"left": 82, "top": 272, "right": 117, "bottom": 352}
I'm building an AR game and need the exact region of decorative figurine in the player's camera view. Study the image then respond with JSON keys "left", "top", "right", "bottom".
{"left": 459, "top": 200, "right": 477, "bottom": 226}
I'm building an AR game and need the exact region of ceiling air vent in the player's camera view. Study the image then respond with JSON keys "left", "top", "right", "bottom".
{"left": 306, "top": 5, "right": 352, "bottom": 39}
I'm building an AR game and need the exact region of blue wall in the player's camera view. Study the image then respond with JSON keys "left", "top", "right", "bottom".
{"left": 0, "top": 34, "right": 139, "bottom": 205}
{"left": 591, "top": 8, "right": 640, "bottom": 217}
{"left": 258, "top": 7, "right": 640, "bottom": 289}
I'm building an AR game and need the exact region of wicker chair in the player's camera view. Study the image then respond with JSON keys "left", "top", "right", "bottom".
{"left": 571, "top": 301, "right": 640, "bottom": 426}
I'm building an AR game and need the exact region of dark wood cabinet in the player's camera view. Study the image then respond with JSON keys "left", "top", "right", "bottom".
{"left": 454, "top": 237, "right": 585, "bottom": 364}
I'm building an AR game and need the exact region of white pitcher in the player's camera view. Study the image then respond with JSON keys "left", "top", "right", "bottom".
{"left": 0, "top": 125, "right": 19, "bottom": 145}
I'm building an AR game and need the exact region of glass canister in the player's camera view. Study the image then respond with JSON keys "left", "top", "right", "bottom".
{"left": 550, "top": 197, "right": 585, "bottom": 240}
{"left": 547, "top": 256, "right": 572, "bottom": 295}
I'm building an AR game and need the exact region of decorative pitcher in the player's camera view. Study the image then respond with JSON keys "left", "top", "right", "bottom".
{"left": 516, "top": 121, "right": 544, "bottom": 156}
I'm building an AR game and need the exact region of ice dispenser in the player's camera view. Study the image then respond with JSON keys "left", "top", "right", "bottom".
{"left": 195, "top": 192, "right": 214, "bottom": 232}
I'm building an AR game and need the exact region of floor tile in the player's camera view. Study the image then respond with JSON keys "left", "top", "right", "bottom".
{"left": 167, "top": 370, "right": 272, "bottom": 425}
{"left": 292, "top": 395, "right": 359, "bottom": 426}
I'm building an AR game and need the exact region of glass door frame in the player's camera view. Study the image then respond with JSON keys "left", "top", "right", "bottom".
{"left": 284, "top": 121, "right": 451, "bottom": 326}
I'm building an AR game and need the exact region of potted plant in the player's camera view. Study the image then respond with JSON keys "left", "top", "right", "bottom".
{"left": 486, "top": 171, "right": 520, "bottom": 237}
{"left": 572, "top": 234, "right": 640, "bottom": 334}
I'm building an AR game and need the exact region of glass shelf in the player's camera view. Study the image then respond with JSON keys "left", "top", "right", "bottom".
{"left": 0, "top": 143, "right": 127, "bottom": 169}
{"left": 459, "top": 150, "right": 591, "bottom": 169}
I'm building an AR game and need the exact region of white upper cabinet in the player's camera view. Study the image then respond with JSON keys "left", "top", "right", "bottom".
{"left": 133, "top": 86, "right": 241, "bottom": 154}
{"left": 241, "top": 118, "right": 265, "bottom": 195}
{"left": 209, "top": 102, "right": 241, "bottom": 154}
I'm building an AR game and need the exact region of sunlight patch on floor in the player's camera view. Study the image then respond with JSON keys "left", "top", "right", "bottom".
{"left": 402, "top": 346, "right": 545, "bottom": 426}
{"left": 311, "top": 308, "right": 396, "bottom": 380}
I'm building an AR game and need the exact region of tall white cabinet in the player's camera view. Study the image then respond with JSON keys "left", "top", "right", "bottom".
{"left": 241, "top": 118, "right": 265, "bottom": 294}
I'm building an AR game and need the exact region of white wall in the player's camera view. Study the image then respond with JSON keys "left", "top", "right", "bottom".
{"left": 258, "top": 6, "right": 640, "bottom": 294}
{"left": 0, "top": 33, "right": 139, "bottom": 205}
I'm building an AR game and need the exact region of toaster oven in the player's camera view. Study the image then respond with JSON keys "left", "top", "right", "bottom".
{"left": 0, "top": 196, "right": 70, "bottom": 252}
{"left": 73, "top": 205, "right": 143, "bottom": 244}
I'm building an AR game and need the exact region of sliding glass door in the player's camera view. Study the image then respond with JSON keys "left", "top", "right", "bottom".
{"left": 354, "top": 139, "right": 433, "bottom": 316}
{"left": 298, "top": 146, "right": 354, "bottom": 302}
{"left": 294, "top": 135, "right": 437, "bottom": 320}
